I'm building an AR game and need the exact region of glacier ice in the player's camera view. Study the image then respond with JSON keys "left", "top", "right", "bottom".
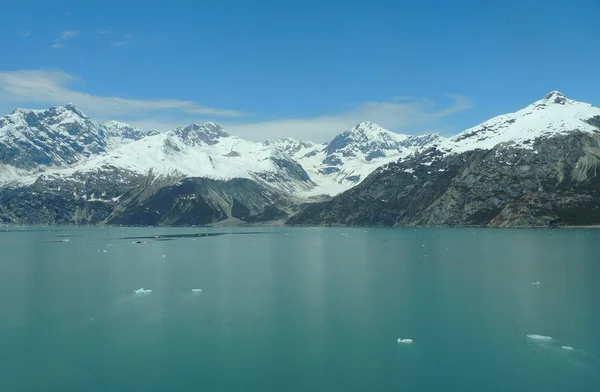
{"left": 527, "top": 334, "right": 552, "bottom": 342}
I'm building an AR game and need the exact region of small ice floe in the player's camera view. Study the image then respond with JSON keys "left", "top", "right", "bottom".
{"left": 561, "top": 346, "right": 574, "bottom": 351}
{"left": 397, "top": 338, "right": 414, "bottom": 344}
{"left": 532, "top": 282, "right": 541, "bottom": 286}
{"left": 62, "top": 238, "right": 70, "bottom": 242}
{"left": 98, "top": 250, "right": 107, "bottom": 253}
{"left": 191, "top": 289, "right": 203, "bottom": 293}
{"left": 161, "top": 254, "right": 166, "bottom": 258}
{"left": 133, "top": 288, "right": 152, "bottom": 294}
{"left": 527, "top": 334, "right": 552, "bottom": 342}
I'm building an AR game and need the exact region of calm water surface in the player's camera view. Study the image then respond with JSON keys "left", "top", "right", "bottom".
{"left": 0, "top": 227, "right": 599, "bottom": 391}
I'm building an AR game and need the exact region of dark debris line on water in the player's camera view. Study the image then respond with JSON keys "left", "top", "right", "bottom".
{"left": 117, "top": 231, "right": 270, "bottom": 241}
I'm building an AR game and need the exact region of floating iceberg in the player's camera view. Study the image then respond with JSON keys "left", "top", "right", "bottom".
{"left": 532, "top": 282, "right": 541, "bottom": 286}
{"left": 527, "top": 334, "right": 552, "bottom": 341}
{"left": 192, "top": 289, "right": 203, "bottom": 293}
{"left": 397, "top": 338, "right": 414, "bottom": 344}
{"left": 133, "top": 288, "right": 152, "bottom": 294}
{"left": 561, "top": 346, "right": 574, "bottom": 351}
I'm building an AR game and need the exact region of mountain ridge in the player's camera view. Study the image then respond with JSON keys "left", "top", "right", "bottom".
{"left": 2, "top": 91, "right": 600, "bottom": 227}
{"left": 288, "top": 91, "right": 600, "bottom": 228}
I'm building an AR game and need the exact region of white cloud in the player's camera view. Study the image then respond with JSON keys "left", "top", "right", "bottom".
{"left": 18, "top": 30, "right": 31, "bottom": 37}
{"left": 0, "top": 69, "right": 248, "bottom": 118}
{"left": 0, "top": 69, "right": 472, "bottom": 142}
{"left": 98, "top": 29, "right": 111, "bottom": 35}
{"left": 50, "top": 31, "right": 78, "bottom": 48}
{"left": 224, "top": 95, "right": 472, "bottom": 142}
{"left": 110, "top": 33, "right": 134, "bottom": 46}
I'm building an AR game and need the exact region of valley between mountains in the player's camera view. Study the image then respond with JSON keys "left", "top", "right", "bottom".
{"left": 1, "top": 91, "right": 600, "bottom": 227}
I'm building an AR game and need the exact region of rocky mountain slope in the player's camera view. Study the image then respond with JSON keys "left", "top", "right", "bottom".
{"left": 0, "top": 117, "right": 314, "bottom": 225}
{"left": 267, "top": 121, "right": 441, "bottom": 196}
{"left": 289, "top": 92, "right": 600, "bottom": 227}
{"left": 0, "top": 103, "right": 437, "bottom": 225}
{"left": 0, "top": 104, "right": 156, "bottom": 172}
{"left": 3, "top": 91, "right": 599, "bottom": 227}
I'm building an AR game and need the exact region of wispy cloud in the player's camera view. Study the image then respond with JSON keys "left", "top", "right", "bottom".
{"left": 17, "top": 30, "right": 31, "bottom": 37}
{"left": 224, "top": 95, "right": 472, "bottom": 142}
{"left": 110, "top": 33, "right": 134, "bottom": 46}
{"left": 50, "top": 31, "right": 78, "bottom": 48}
{"left": 0, "top": 69, "right": 248, "bottom": 118}
{"left": 0, "top": 69, "right": 471, "bottom": 141}
{"left": 98, "top": 29, "right": 111, "bottom": 35}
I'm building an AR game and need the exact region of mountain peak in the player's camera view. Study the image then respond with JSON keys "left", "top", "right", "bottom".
{"left": 351, "top": 121, "right": 386, "bottom": 133}
{"left": 63, "top": 103, "right": 89, "bottom": 118}
{"left": 542, "top": 91, "right": 567, "bottom": 105}
{"left": 173, "top": 122, "right": 230, "bottom": 146}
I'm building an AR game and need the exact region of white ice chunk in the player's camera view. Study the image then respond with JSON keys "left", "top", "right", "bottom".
{"left": 192, "top": 289, "right": 203, "bottom": 293}
{"left": 532, "top": 282, "right": 541, "bottom": 286}
{"left": 561, "top": 346, "right": 574, "bottom": 351}
{"left": 397, "top": 338, "right": 414, "bottom": 344}
{"left": 527, "top": 334, "right": 552, "bottom": 341}
{"left": 133, "top": 288, "right": 152, "bottom": 294}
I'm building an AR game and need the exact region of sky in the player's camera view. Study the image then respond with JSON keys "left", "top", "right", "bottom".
{"left": 0, "top": 0, "right": 599, "bottom": 142}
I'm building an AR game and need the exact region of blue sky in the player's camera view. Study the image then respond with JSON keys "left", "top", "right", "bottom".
{"left": 0, "top": 0, "right": 598, "bottom": 141}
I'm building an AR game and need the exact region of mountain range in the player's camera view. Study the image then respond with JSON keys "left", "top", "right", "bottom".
{"left": 1, "top": 91, "right": 599, "bottom": 227}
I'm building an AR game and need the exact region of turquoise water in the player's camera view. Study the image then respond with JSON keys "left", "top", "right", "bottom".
{"left": 1, "top": 227, "right": 599, "bottom": 391}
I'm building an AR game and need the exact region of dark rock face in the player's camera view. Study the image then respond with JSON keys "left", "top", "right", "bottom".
{"left": 585, "top": 116, "right": 600, "bottom": 130}
{"left": 288, "top": 132, "right": 600, "bottom": 227}
{"left": 0, "top": 172, "right": 291, "bottom": 226}
{"left": 108, "top": 177, "right": 285, "bottom": 226}
{"left": 172, "top": 123, "right": 230, "bottom": 146}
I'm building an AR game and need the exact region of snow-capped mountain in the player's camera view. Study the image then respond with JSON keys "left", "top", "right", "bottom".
{"left": 290, "top": 91, "right": 600, "bottom": 228}
{"left": 1, "top": 105, "right": 423, "bottom": 198}
{"left": 3, "top": 91, "right": 600, "bottom": 227}
{"left": 437, "top": 91, "right": 600, "bottom": 154}
{"left": 38, "top": 122, "right": 313, "bottom": 196}
{"left": 0, "top": 114, "right": 315, "bottom": 225}
{"left": 0, "top": 104, "right": 157, "bottom": 171}
{"left": 267, "top": 121, "right": 442, "bottom": 195}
